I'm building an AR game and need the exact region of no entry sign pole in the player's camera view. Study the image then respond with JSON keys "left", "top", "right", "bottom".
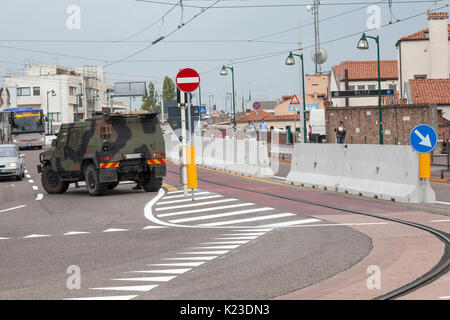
{"left": 176, "top": 68, "right": 200, "bottom": 200}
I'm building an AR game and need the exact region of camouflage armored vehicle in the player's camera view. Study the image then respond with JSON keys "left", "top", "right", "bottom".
{"left": 37, "top": 113, "right": 166, "bottom": 196}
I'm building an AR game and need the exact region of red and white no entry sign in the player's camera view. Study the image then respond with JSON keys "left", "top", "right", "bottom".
{"left": 176, "top": 68, "right": 200, "bottom": 93}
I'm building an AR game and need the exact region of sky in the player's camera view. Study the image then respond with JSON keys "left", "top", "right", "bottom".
{"left": 0, "top": 0, "right": 448, "bottom": 111}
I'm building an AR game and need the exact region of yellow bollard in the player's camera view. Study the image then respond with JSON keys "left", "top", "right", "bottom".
{"left": 186, "top": 146, "right": 198, "bottom": 189}
{"left": 418, "top": 153, "right": 431, "bottom": 179}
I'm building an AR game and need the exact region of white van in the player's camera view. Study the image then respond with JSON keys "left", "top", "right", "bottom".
{"left": 308, "top": 109, "right": 327, "bottom": 143}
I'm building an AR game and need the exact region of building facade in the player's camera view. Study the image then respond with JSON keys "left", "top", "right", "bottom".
{"left": 4, "top": 65, "right": 124, "bottom": 128}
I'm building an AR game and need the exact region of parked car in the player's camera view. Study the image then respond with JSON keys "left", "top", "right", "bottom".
{"left": 308, "top": 109, "right": 327, "bottom": 143}
{"left": 0, "top": 144, "right": 25, "bottom": 180}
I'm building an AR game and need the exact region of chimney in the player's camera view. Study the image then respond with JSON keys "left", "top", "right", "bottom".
{"left": 427, "top": 12, "right": 449, "bottom": 79}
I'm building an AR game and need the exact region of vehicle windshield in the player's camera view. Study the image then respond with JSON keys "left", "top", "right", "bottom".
{"left": 12, "top": 111, "right": 44, "bottom": 133}
{"left": 0, "top": 147, "right": 16, "bottom": 157}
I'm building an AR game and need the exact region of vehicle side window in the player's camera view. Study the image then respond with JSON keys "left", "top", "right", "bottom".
{"left": 58, "top": 129, "right": 69, "bottom": 146}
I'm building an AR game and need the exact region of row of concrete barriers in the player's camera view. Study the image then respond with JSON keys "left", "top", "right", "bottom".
{"left": 164, "top": 132, "right": 435, "bottom": 203}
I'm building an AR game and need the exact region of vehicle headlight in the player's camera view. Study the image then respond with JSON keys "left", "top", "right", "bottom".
{"left": 40, "top": 137, "right": 45, "bottom": 141}
{"left": 13, "top": 139, "right": 17, "bottom": 143}
{"left": 7, "top": 162, "right": 18, "bottom": 169}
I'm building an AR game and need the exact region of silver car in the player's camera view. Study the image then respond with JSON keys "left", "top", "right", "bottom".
{"left": 0, "top": 144, "right": 25, "bottom": 181}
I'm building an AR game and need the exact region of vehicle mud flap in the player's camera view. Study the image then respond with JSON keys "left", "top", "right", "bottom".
{"left": 153, "top": 165, "right": 166, "bottom": 178}
{"left": 99, "top": 168, "right": 118, "bottom": 183}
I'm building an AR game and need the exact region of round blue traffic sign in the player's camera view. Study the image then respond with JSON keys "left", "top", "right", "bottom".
{"left": 409, "top": 124, "right": 437, "bottom": 153}
{"left": 252, "top": 101, "right": 261, "bottom": 110}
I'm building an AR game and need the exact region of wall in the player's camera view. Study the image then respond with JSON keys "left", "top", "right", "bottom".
{"left": 325, "top": 104, "right": 438, "bottom": 145}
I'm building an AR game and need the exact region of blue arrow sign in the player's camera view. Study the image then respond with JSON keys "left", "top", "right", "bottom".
{"left": 409, "top": 124, "right": 437, "bottom": 153}
{"left": 199, "top": 106, "right": 207, "bottom": 114}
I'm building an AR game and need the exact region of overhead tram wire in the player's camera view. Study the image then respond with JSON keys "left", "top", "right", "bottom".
{"left": 104, "top": 0, "right": 222, "bottom": 68}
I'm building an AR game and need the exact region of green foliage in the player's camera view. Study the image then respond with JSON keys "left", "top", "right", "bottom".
{"left": 162, "top": 76, "right": 176, "bottom": 102}
{"left": 141, "top": 82, "right": 160, "bottom": 113}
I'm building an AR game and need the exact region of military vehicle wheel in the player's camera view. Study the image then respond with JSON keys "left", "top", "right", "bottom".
{"left": 41, "top": 165, "right": 69, "bottom": 194}
{"left": 143, "top": 177, "right": 163, "bottom": 192}
{"left": 85, "top": 163, "right": 106, "bottom": 196}
{"left": 106, "top": 182, "right": 119, "bottom": 190}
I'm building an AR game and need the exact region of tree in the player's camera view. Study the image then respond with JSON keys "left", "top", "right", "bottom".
{"left": 162, "top": 76, "right": 176, "bottom": 102}
{"left": 141, "top": 82, "right": 160, "bottom": 113}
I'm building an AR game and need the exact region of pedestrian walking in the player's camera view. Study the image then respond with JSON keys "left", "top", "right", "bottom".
{"left": 335, "top": 121, "right": 347, "bottom": 144}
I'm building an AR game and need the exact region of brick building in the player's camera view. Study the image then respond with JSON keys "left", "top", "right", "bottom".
{"left": 325, "top": 104, "right": 438, "bottom": 145}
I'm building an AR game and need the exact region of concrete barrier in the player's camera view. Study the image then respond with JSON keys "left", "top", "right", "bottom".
{"left": 286, "top": 144, "right": 435, "bottom": 203}
{"left": 163, "top": 133, "right": 182, "bottom": 164}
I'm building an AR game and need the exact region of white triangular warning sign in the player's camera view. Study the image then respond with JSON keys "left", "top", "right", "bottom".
{"left": 290, "top": 94, "right": 301, "bottom": 105}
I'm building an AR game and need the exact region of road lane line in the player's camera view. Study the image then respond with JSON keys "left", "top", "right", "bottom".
{"left": 0, "top": 205, "right": 27, "bottom": 213}
{"left": 169, "top": 207, "right": 274, "bottom": 223}
{"left": 162, "top": 191, "right": 210, "bottom": 199}
{"left": 149, "top": 262, "right": 206, "bottom": 267}
{"left": 32, "top": 186, "right": 38, "bottom": 190}
{"left": 222, "top": 233, "right": 266, "bottom": 236}
{"left": 259, "top": 218, "right": 321, "bottom": 228}
{"left": 157, "top": 194, "right": 222, "bottom": 205}
{"left": 233, "top": 229, "right": 273, "bottom": 232}
{"left": 28, "top": 179, "right": 34, "bottom": 184}
{"left": 103, "top": 228, "right": 129, "bottom": 233}
{"left": 157, "top": 203, "right": 254, "bottom": 218}
{"left": 435, "top": 201, "right": 450, "bottom": 205}
{"left": 130, "top": 269, "right": 191, "bottom": 274}
{"left": 24, "top": 170, "right": 28, "bottom": 174}
{"left": 142, "top": 225, "right": 166, "bottom": 229}
{"left": 439, "top": 296, "right": 450, "bottom": 299}
{"left": 163, "top": 257, "right": 217, "bottom": 261}
{"left": 26, "top": 175, "right": 31, "bottom": 178}
{"left": 64, "top": 295, "right": 137, "bottom": 300}
{"left": 214, "top": 236, "right": 259, "bottom": 240}
{"left": 23, "top": 234, "right": 51, "bottom": 239}
{"left": 178, "top": 250, "right": 229, "bottom": 255}
{"left": 190, "top": 245, "right": 240, "bottom": 250}
{"left": 0, "top": 237, "right": 10, "bottom": 240}
{"left": 166, "top": 190, "right": 186, "bottom": 194}
{"left": 201, "top": 241, "right": 249, "bottom": 245}
{"left": 155, "top": 198, "right": 237, "bottom": 211}
{"left": 90, "top": 285, "right": 158, "bottom": 292}
{"left": 430, "top": 219, "right": 450, "bottom": 223}
{"left": 112, "top": 276, "right": 177, "bottom": 282}
{"left": 35, "top": 193, "right": 43, "bottom": 201}
{"left": 201, "top": 213, "right": 295, "bottom": 227}
{"left": 64, "top": 231, "right": 91, "bottom": 236}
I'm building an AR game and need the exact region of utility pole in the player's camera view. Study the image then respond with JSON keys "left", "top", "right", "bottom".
{"left": 2, "top": 62, "right": 6, "bottom": 109}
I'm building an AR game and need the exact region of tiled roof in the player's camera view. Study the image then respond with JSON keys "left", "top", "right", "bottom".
{"left": 333, "top": 60, "right": 398, "bottom": 82}
{"left": 397, "top": 24, "right": 450, "bottom": 42}
{"left": 427, "top": 12, "right": 448, "bottom": 20}
{"left": 409, "top": 79, "right": 450, "bottom": 105}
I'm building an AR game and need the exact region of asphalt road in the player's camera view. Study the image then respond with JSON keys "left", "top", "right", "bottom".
{"left": 0, "top": 148, "right": 373, "bottom": 300}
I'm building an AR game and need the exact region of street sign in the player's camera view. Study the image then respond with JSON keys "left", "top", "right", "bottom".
{"left": 290, "top": 95, "right": 301, "bottom": 105}
{"left": 409, "top": 124, "right": 437, "bottom": 153}
{"left": 252, "top": 101, "right": 261, "bottom": 110}
{"left": 199, "top": 106, "right": 207, "bottom": 114}
{"left": 176, "top": 68, "right": 200, "bottom": 93}
{"left": 289, "top": 104, "right": 318, "bottom": 111}
{"left": 331, "top": 89, "right": 394, "bottom": 98}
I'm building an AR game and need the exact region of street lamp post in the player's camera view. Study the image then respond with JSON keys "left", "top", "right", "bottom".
{"left": 46, "top": 90, "right": 56, "bottom": 134}
{"left": 285, "top": 52, "right": 307, "bottom": 143}
{"left": 220, "top": 65, "right": 236, "bottom": 137}
{"left": 357, "top": 33, "right": 383, "bottom": 145}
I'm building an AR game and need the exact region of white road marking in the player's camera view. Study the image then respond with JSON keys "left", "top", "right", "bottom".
{"left": 150, "top": 262, "right": 206, "bottom": 267}
{"left": 163, "top": 192, "right": 210, "bottom": 199}
{"left": 90, "top": 285, "right": 158, "bottom": 292}
{"left": 168, "top": 207, "right": 274, "bottom": 224}
{"left": 0, "top": 237, "right": 10, "bottom": 240}
{"left": 64, "top": 295, "right": 137, "bottom": 300}
{"left": 430, "top": 219, "right": 450, "bottom": 223}
{"left": 233, "top": 229, "right": 273, "bottom": 232}
{"left": 112, "top": 276, "right": 176, "bottom": 282}
{"left": 157, "top": 203, "right": 254, "bottom": 218}
{"left": 289, "top": 222, "right": 389, "bottom": 228}
{"left": 26, "top": 175, "right": 31, "bottom": 178}
{"left": 259, "top": 218, "right": 321, "bottom": 228}
{"left": 103, "top": 228, "right": 129, "bottom": 233}
{"left": 163, "top": 257, "right": 217, "bottom": 261}
{"left": 272, "top": 176, "right": 286, "bottom": 180}
{"left": 439, "top": 296, "right": 450, "bottom": 299}
{"left": 23, "top": 234, "right": 50, "bottom": 239}
{"left": 223, "top": 233, "right": 266, "bottom": 236}
{"left": 64, "top": 231, "right": 91, "bottom": 236}
{"left": 200, "top": 213, "right": 295, "bottom": 227}
{"left": 28, "top": 180, "right": 34, "bottom": 184}
{"left": 190, "top": 245, "right": 240, "bottom": 250}
{"left": 214, "top": 236, "right": 259, "bottom": 240}
{"left": 24, "top": 170, "right": 28, "bottom": 173}
{"left": 142, "top": 225, "right": 166, "bottom": 229}
{"left": 35, "top": 193, "right": 43, "bottom": 201}
{"left": 157, "top": 194, "right": 222, "bottom": 205}
{"left": 155, "top": 198, "right": 237, "bottom": 211}
{"left": 201, "top": 241, "right": 249, "bottom": 245}
{"left": 435, "top": 201, "right": 450, "bottom": 205}
{"left": 130, "top": 269, "right": 191, "bottom": 274}
{"left": 32, "top": 186, "right": 38, "bottom": 190}
{"left": 0, "top": 205, "right": 27, "bottom": 213}
{"left": 178, "top": 250, "right": 229, "bottom": 255}
{"left": 166, "top": 190, "right": 186, "bottom": 194}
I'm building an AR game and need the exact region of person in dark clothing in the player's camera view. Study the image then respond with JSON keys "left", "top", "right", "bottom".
{"left": 335, "top": 121, "right": 347, "bottom": 144}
